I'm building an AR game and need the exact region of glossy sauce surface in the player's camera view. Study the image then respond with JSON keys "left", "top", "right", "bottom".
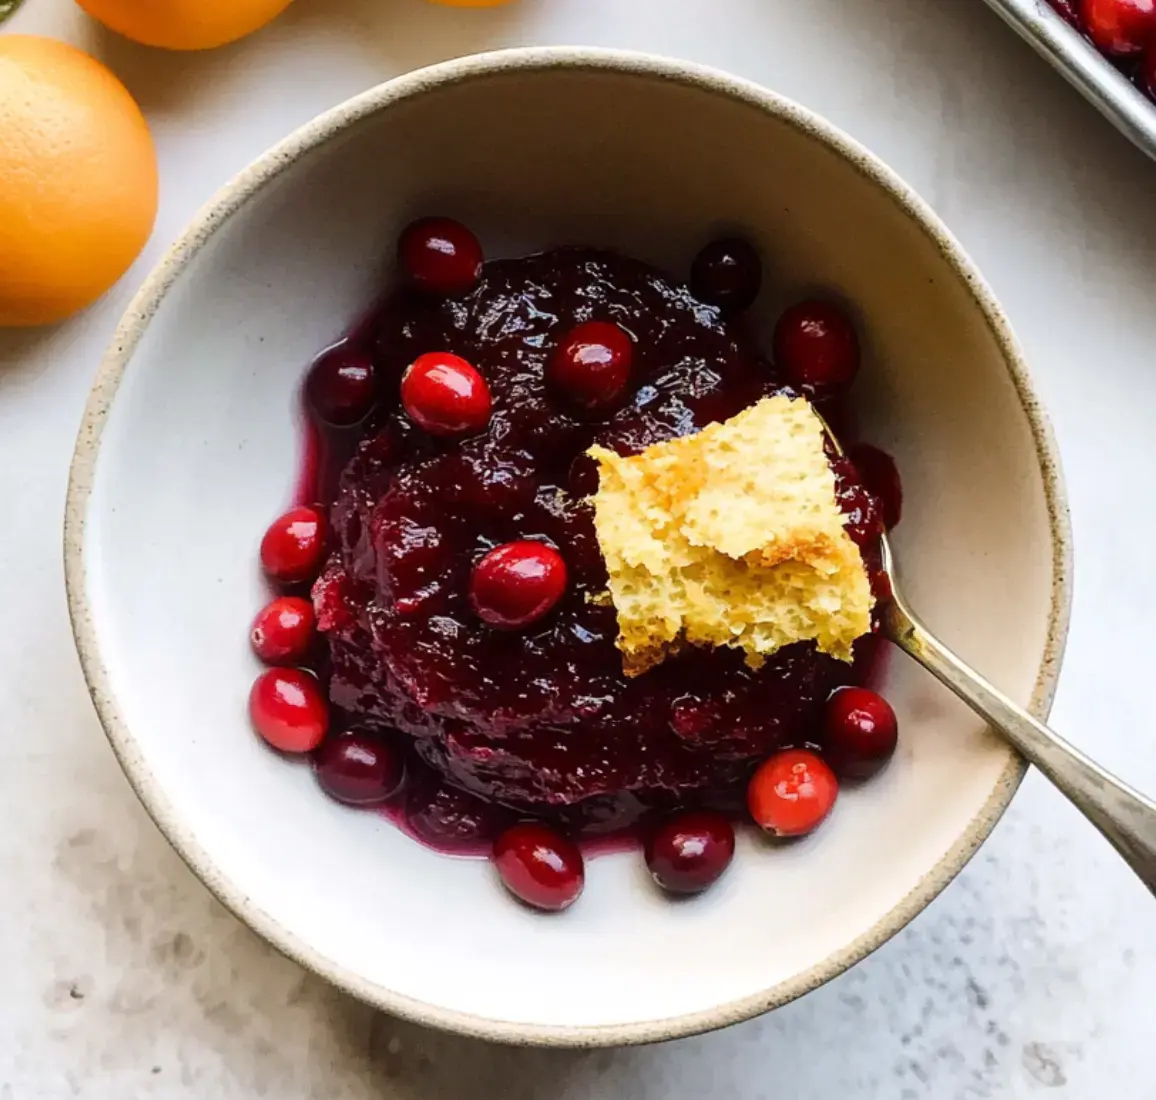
{"left": 305, "top": 248, "right": 887, "bottom": 846}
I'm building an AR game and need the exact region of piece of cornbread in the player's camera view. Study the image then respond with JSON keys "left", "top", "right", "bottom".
{"left": 589, "top": 395, "right": 872, "bottom": 675}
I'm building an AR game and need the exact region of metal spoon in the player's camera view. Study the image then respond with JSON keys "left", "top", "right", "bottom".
{"left": 876, "top": 530, "right": 1156, "bottom": 893}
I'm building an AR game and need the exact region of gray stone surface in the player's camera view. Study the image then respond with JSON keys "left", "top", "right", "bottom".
{"left": 2, "top": 0, "right": 1153, "bottom": 1094}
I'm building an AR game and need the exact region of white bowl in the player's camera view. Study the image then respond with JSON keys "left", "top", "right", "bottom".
{"left": 65, "top": 48, "right": 1071, "bottom": 1047}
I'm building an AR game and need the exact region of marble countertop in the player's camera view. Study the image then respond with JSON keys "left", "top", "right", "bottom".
{"left": 2, "top": 0, "right": 1154, "bottom": 1095}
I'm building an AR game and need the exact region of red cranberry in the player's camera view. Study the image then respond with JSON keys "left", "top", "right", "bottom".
{"left": 250, "top": 596, "right": 316, "bottom": 665}
{"left": 315, "top": 730, "right": 405, "bottom": 805}
{"left": 824, "top": 687, "right": 898, "bottom": 780}
{"left": 493, "top": 823, "right": 584, "bottom": 912}
{"left": 1049, "top": 0, "right": 1084, "bottom": 25}
{"left": 1142, "top": 43, "right": 1156, "bottom": 97}
{"left": 689, "top": 238, "right": 762, "bottom": 313}
{"left": 748, "top": 749, "right": 839, "bottom": 837}
{"left": 260, "top": 506, "right": 326, "bottom": 585}
{"left": 249, "top": 668, "right": 329, "bottom": 754}
{"left": 773, "top": 300, "right": 860, "bottom": 396}
{"left": 306, "top": 345, "right": 376, "bottom": 426}
{"left": 398, "top": 217, "right": 483, "bottom": 296}
{"left": 848, "top": 443, "right": 903, "bottom": 530}
{"left": 401, "top": 352, "right": 492, "bottom": 437}
{"left": 645, "top": 812, "right": 736, "bottom": 895}
{"left": 1081, "top": 0, "right": 1156, "bottom": 54}
{"left": 549, "top": 321, "right": 635, "bottom": 411}
{"left": 470, "top": 541, "right": 567, "bottom": 629}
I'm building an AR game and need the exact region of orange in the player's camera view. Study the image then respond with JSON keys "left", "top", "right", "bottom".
{"left": 75, "top": 0, "right": 294, "bottom": 51}
{"left": 0, "top": 36, "right": 158, "bottom": 328}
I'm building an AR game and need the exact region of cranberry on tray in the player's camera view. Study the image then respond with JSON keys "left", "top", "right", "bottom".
{"left": 1080, "top": 0, "right": 1156, "bottom": 57}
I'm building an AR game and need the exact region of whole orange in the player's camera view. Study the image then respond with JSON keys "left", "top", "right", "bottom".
{"left": 75, "top": 0, "right": 294, "bottom": 50}
{"left": 0, "top": 36, "right": 158, "bottom": 328}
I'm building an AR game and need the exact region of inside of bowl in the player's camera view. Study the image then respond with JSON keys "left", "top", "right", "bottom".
{"left": 81, "top": 60, "right": 1061, "bottom": 1038}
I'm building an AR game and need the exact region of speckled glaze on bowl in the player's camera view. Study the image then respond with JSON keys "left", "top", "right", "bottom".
{"left": 64, "top": 48, "right": 1071, "bottom": 1047}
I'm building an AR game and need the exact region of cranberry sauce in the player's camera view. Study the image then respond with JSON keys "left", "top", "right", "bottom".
{"left": 302, "top": 248, "right": 888, "bottom": 850}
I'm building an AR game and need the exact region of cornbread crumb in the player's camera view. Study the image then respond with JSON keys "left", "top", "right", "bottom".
{"left": 589, "top": 396, "right": 872, "bottom": 675}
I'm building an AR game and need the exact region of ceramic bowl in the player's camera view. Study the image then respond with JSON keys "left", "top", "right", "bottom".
{"left": 65, "top": 48, "right": 1071, "bottom": 1047}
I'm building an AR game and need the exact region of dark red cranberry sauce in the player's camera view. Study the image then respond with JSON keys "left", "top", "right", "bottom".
{"left": 301, "top": 247, "right": 890, "bottom": 850}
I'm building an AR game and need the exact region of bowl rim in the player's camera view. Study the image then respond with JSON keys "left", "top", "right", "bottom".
{"left": 63, "top": 45, "right": 1073, "bottom": 1049}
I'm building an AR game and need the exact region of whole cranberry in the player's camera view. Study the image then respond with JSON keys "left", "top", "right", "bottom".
{"left": 306, "top": 345, "right": 377, "bottom": 426}
{"left": 824, "top": 687, "right": 898, "bottom": 780}
{"left": 249, "top": 668, "right": 329, "bottom": 754}
{"left": 773, "top": 299, "right": 860, "bottom": 396}
{"left": 315, "top": 730, "right": 405, "bottom": 805}
{"left": 250, "top": 596, "right": 316, "bottom": 665}
{"left": 470, "top": 541, "right": 568, "bottom": 629}
{"left": 398, "top": 217, "right": 483, "bottom": 296}
{"left": 493, "top": 823, "right": 584, "bottom": 912}
{"left": 1081, "top": 0, "right": 1156, "bottom": 54}
{"left": 401, "top": 352, "right": 492, "bottom": 437}
{"left": 748, "top": 749, "right": 839, "bottom": 838}
{"left": 848, "top": 443, "right": 903, "bottom": 530}
{"left": 260, "top": 506, "right": 326, "bottom": 585}
{"left": 645, "top": 812, "right": 736, "bottom": 895}
{"left": 689, "top": 238, "right": 762, "bottom": 313}
{"left": 1142, "top": 43, "right": 1156, "bottom": 97}
{"left": 549, "top": 321, "right": 635, "bottom": 411}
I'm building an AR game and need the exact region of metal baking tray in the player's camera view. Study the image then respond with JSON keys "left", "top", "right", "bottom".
{"left": 982, "top": 0, "right": 1156, "bottom": 162}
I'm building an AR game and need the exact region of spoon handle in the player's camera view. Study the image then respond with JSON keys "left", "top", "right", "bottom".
{"left": 881, "top": 597, "right": 1156, "bottom": 896}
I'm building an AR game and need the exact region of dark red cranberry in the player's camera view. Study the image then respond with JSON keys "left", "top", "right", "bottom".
{"left": 1048, "top": 0, "right": 1084, "bottom": 25}
{"left": 824, "top": 687, "right": 898, "bottom": 780}
{"left": 260, "top": 506, "right": 326, "bottom": 585}
{"left": 549, "top": 321, "right": 635, "bottom": 410}
{"left": 1081, "top": 0, "right": 1156, "bottom": 54}
{"left": 645, "top": 812, "right": 736, "bottom": 895}
{"left": 848, "top": 443, "right": 903, "bottom": 530}
{"left": 315, "top": 730, "right": 405, "bottom": 805}
{"left": 250, "top": 596, "right": 315, "bottom": 665}
{"left": 306, "top": 345, "right": 376, "bottom": 426}
{"left": 773, "top": 300, "right": 860, "bottom": 396}
{"left": 398, "top": 217, "right": 483, "bottom": 296}
{"left": 689, "top": 238, "right": 762, "bottom": 313}
{"left": 401, "top": 352, "right": 492, "bottom": 437}
{"left": 1142, "top": 43, "right": 1156, "bottom": 96}
{"left": 249, "top": 668, "right": 328, "bottom": 754}
{"left": 470, "top": 541, "right": 567, "bottom": 629}
{"left": 493, "top": 823, "right": 584, "bottom": 912}
{"left": 748, "top": 749, "right": 838, "bottom": 837}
